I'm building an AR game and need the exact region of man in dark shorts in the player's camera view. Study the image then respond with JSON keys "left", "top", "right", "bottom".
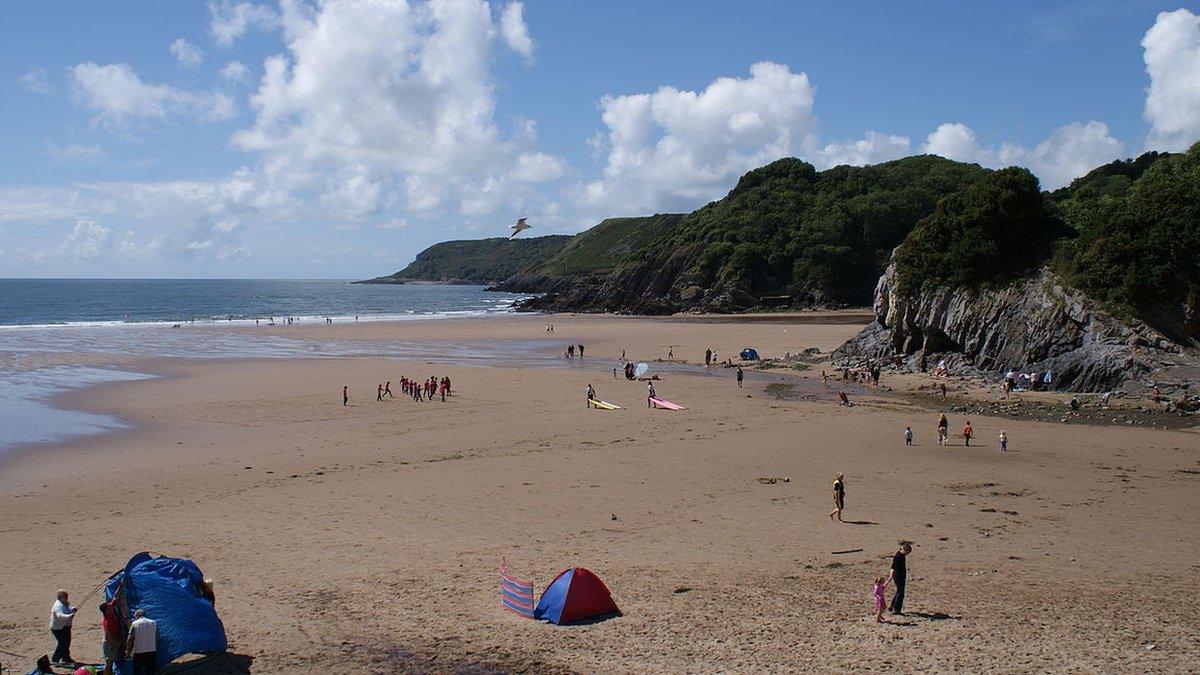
{"left": 888, "top": 542, "right": 912, "bottom": 615}
{"left": 828, "top": 473, "right": 845, "bottom": 522}
{"left": 736, "top": 366, "right": 744, "bottom": 388}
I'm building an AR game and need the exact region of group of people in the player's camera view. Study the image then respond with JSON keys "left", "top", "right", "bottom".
{"left": 826, "top": 476, "right": 915, "bottom": 623}
{"left": 1003, "top": 369, "right": 1053, "bottom": 394}
{"left": 377, "top": 376, "right": 452, "bottom": 402}
{"left": 934, "top": 414, "right": 1008, "bottom": 448}
{"left": 44, "top": 581, "right": 213, "bottom": 673}
{"left": 564, "top": 343, "right": 585, "bottom": 358}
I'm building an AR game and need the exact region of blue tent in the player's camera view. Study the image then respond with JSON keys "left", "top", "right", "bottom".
{"left": 104, "top": 553, "right": 226, "bottom": 674}
{"left": 740, "top": 348, "right": 760, "bottom": 361}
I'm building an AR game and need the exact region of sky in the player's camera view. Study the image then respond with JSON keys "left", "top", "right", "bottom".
{"left": 1, "top": 0, "right": 1199, "bottom": 279}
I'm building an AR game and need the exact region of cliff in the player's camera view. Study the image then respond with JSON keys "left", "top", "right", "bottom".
{"left": 359, "top": 235, "right": 570, "bottom": 285}
{"left": 836, "top": 262, "right": 1192, "bottom": 392}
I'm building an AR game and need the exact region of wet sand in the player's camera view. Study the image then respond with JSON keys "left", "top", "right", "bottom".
{"left": 1, "top": 314, "right": 1198, "bottom": 673}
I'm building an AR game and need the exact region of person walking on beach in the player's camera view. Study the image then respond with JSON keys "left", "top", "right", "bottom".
{"left": 578, "top": 344, "right": 585, "bottom": 358}
{"left": 49, "top": 589, "right": 76, "bottom": 665}
{"left": 872, "top": 575, "right": 890, "bottom": 624}
{"left": 342, "top": 386, "right": 348, "bottom": 406}
{"left": 828, "top": 473, "right": 845, "bottom": 523}
{"left": 377, "top": 384, "right": 383, "bottom": 402}
{"left": 888, "top": 542, "right": 912, "bottom": 615}
{"left": 647, "top": 381, "right": 656, "bottom": 407}
{"left": 937, "top": 414, "right": 948, "bottom": 446}
{"left": 586, "top": 384, "right": 596, "bottom": 407}
{"left": 940, "top": 382, "right": 948, "bottom": 400}
{"left": 736, "top": 366, "right": 744, "bottom": 388}
{"left": 962, "top": 420, "right": 973, "bottom": 447}
{"left": 384, "top": 381, "right": 393, "bottom": 398}
{"left": 705, "top": 349, "right": 712, "bottom": 367}
{"left": 126, "top": 609, "right": 157, "bottom": 675}
{"left": 904, "top": 426, "right": 913, "bottom": 446}
{"left": 667, "top": 346, "right": 673, "bottom": 361}
{"left": 998, "top": 429, "right": 1008, "bottom": 451}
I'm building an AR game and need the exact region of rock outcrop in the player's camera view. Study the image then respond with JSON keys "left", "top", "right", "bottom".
{"left": 837, "top": 262, "right": 1195, "bottom": 393}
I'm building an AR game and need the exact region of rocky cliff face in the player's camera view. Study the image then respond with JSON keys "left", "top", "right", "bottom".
{"left": 837, "top": 262, "right": 1194, "bottom": 392}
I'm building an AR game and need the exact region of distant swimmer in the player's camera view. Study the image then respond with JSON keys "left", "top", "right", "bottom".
{"left": 829, "top": 473, "right": 845, "bottom": 523}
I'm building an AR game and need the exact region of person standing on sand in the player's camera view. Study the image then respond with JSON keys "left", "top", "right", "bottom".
{"left": 736, "top": 366, "right": 744, "bottom": 388}
{"left": 100, "top": 600, "right": 125, "bottom": 675}
{"left": 578, "top": 344, "right": 585, "bottom": 358}
{"left": 962, "top": 420, "right": 973, "bottom": 446}
{"left": 998, "top": 430, "right": 1008, "bottom": 451}
{"left": 586, "top": 383, "right": 595, "bottom": 407}
{"left": 126, "top": 609, "right": 157, "bottom": 675}
{"left": 647, "top": 381, "right": 656, "bottom": 407}
{"left": 829, "top": 473, "right": 845, "bottom": 522}
{"left": 667, "top": 346, "right": 674, "bottom": 361}
{"left": 905, "top": 427, "right": 913, "bottom": 446}
{"left": 937, "top": 414, "right": 948, "bottom": 446}
{"left": 872, "top": 575, "right": 890, "bottom": 624}
{"left": 821, "top": 370, "right": 829, "bottom": 388}
{"left": 888, "top": 542, "right": 912, "bottom": 615}
{"left": 705, "top": 349, "right": 712, "bottom": 367}
{"left": 940, "top": 383, "right": 948, "bottom": 400}
{"left": 49, "top": 589, "right": 76, "bottom": 665}
{"left": 342, "top": 386, "right": 348, "bottom": 406}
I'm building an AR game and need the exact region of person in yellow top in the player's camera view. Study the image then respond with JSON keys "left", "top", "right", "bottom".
{"left": 828, "top": 473, "right": 845, "bottom": 523}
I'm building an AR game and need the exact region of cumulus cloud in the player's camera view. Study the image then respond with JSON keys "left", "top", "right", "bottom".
{"left": 19, "top": 68, "right": 51, "bottom": 94}
{"left": 1142, "top": 8, "right": 1200, "bottom": 151}
{"left": 583, "top": 61, "right": 818, "bottom": 215}
{"left": 208, "top": 0, "right": 279, "bottom": 46}
{"left": 69, "top": 62, "right": 235, "bottom": 127}
{"left": 231, "top": 0, "right": 562, "bottom": 220}
{"left": 220, "top": 60, "right": 249, "bottom": 82}
{"left": 815, "top": 131, "right": 912, "bottom": 167}
{"left": 500, "top": 2, "right": 533, "bottom": 59}
{"left": 61, "top": 219, "right": 112, "bottom": 260}
{"left": 922, "top": 120, "right": 1123, "bottom": 189}
{"left": 170, "top": 38, "right": 203, "bottom": 68}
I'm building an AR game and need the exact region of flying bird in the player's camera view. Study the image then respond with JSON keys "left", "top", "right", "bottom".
{"left": 509, "top": 217, "right": 530, "bottom": 239}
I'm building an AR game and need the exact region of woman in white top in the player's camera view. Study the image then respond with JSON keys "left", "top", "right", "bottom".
{"left": 49, "top": 589, "right": 76, "bottom": 664}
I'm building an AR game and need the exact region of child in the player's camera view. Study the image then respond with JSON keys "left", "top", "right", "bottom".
{"left": 904, "top": 427, "right": 913, "bottom": 446}
{"left": 998, "top": 430, "right": 1008, "bottom": 451}
{"left": 873, "top": 575, "right": 889, "bottom": 623}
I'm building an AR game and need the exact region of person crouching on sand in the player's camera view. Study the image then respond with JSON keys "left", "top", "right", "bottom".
{"left": 872, "top": 575, "right": 889, "bottom": 623}
{"left": 829, "top": 473, "right": 845, "bottom": 523}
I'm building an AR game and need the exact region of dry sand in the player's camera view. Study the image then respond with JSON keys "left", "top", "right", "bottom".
{"left": 1, "top": 314, "right": 1198, "bottom": 673}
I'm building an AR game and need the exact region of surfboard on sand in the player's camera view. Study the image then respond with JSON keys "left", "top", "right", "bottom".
{"left": 649, "top": 397, "right": 685, "bottom": 410}
{"left": 590, "top": 399, "right": 622, "bottom": 410}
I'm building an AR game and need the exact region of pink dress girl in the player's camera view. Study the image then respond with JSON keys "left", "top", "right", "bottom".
{"left": 872, "top": 577, "right": 889, "bottom": 623}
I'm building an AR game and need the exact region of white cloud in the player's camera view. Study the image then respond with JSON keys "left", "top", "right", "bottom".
{"left": 815, "top": 131, "right": 912, "bottom": 167}
{"left": 19, "top": 68, "right": 51, "bottom": 94}
{"left": 511, "top": 152, "right": 565, "bottom": 182}
{"left": 170, "top": 38, "right": 203, "bottom": 68}
{"left": 922, "top": 120, "right": 1123, "bottom": 189}
{"left": 375, "top": 218, "right": 408, "bottom": 230}
{"left": 208, "top": 0, "right": 279, "bottom": 46}
{"left": 220, "top": 60, "right": 249, "bottom": 82}
{"left": 62, "top": 219, "right": 111, "bottom": 260}
{"left": 45, "top": 143, "right": 104, "bottom": 161}
{"left": 1142, "top": 8, "right": 1200, "bottom": 151}
{"left": 69, "top": 62, "right": 236, "bottom": 127}
{"left": 582, "top": 61, "right": 817, "bottom": 215}
{"left": 499, "top": 2, "right": 533, "bottom": 59}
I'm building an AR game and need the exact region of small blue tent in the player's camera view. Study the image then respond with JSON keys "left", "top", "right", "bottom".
{"left": 104, "top": 553, "right": 226, "bottom": 674}
{"left": 740, "top": 348, "right": 760, "bottom": 361}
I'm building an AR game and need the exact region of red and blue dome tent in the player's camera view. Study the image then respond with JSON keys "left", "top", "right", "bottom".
{"left": 104, "top": 552, "right": 226, "bottom": 674}
{"left": 532, "top": 567, "right": 620, "bottom": 625}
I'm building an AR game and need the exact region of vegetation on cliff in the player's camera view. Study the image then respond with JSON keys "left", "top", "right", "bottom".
{"left": 362, "top": 235, "right": 569, "bottom": 285}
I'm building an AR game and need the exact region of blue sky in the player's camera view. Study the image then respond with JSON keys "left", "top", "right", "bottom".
{"left": 2, "top": 0, "right": 1198, "bottom": 278}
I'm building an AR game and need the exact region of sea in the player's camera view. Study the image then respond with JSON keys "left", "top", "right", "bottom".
{"left": 0, "top": 279, "right": 539, "bottom": 456}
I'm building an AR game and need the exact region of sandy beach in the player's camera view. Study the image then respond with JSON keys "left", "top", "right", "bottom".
{"left": 2, "top": 313, "right": 1199, "bottom": 673}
